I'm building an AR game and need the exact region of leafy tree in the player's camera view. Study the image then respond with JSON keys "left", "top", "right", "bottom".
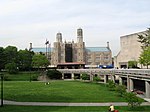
{"left": 138, "top": 28, "right": 150, "bottom": 68}
{"left": 18, "top": 49, "right": 33, "bottom": 71}
{"left": 0, "top": 47, "right": 5, "bottom": 70}
{"left": 46, "top": 69, "right": 62, "bottom": 79}
{"left": 107, "top": 80, "right": 116, "bottom": 91}
{"left": 124, "top": 92, "right": 144, "bottom": 108}
{"left": 128, "top": 61, "right": 138, "bottom": 68}
{"left": 4, "top": 46, "right": 18, "bottom": 64}
{"left": 5, "top": 62, "right": 18, "bottom": 74}
{"left": 81, "top": 73, "right": 90, "bottom": 81}
{"left": 116, "top": 84, "right": 126, "bottom": 97}
{"left": 32, "top": 54, "right": 49, "bottom": 69}
{"left": 138, "top": 46, "right": 150, "bottom": 69}
{"left": 138, "top": 28, "right": 150, "bottom": 49}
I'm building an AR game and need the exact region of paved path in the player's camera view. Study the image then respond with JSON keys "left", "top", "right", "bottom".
{"left": 1, "top": 100, "right": 150, "bottom": 106}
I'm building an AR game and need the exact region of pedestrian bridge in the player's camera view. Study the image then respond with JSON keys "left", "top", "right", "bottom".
{"left": 57, "top": 69, "right": 150, "bottom": 98}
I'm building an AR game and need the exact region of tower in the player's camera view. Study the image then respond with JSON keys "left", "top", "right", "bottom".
{"left": 56, "top": 32, "right": 62, "bottom": 43}
{"left": 77, "top": 28, "right": 83, "bottom": 43}
{"left": 76, "top": 28, "right": 85, "bottom": 63}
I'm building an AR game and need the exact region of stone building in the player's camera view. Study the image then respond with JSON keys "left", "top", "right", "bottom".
{"left": 114, "top": 31, "right": 146, "bottom": 68}
{"left": 32, "top": 28, "right": 112, "bottom": 68}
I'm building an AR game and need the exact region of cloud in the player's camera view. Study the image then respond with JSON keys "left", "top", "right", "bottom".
{"left": 0, "top": 0, "right": 150, "bottom": 55}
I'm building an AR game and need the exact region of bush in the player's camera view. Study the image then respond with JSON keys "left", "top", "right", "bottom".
{"left": 31, "top": 74, "right": 38, "bottom": 81}
{"left": 93, "top": 76, "right": 101, "bottom": 82}
{"left": 46, "top": 69, "right": 62, "bottom": 79}
{"left": 5, "top": 62, "right": 18, "bottom": 74}
{"left": 81, "top": 73, "right": 90, "bottom": 81}
{"left": 107, "top": 80, "right": 116, "bottom": 91}
{"left": 124, "top": 92, "right": 144, "bottom": 108}
{"left": 115, "top": 84, "right": 126, "bottom": 97}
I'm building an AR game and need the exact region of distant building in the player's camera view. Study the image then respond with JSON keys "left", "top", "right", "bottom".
{"left": 31, "top": 28, "right": 112, "bottom": 68}
{"left": 114, "top": 31, "right": 146, "bottom": 68}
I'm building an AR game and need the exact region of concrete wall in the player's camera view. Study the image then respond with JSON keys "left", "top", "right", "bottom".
{"left": 114, "top": 31, "right": 145, "bottom": 68}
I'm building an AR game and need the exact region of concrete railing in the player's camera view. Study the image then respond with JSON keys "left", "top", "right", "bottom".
{"left": 57, "top": 69, "right": 150, "bottom": 77}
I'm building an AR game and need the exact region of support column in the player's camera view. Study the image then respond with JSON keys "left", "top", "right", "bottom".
{"left": 90, "top": 73, "right": 93, "bottom": 81}
{"left": 80, "top": 73, "right": 82, "bottom": 80}
{"left": 119, "top": 77, "right": 123, "bottom": 85}
{"left": 127, "top": 75, "right": 130, "bottom": 92}
{"left": 104, "top": 75, "right": 108, "bottom": 83}
{"left": 145, "top": 81, "right": 150, "bottom": 98}
{"left": 129, "top": 78, "right": 134, "bottom": 91}
{"left": 62, "top": 73, "right": 64, "bottom": 80}
{"left": 71, "top": 73, "right": 74, "bottom": 80}
{"left": 111, "top": 75, "right": 115, "bottom": 83}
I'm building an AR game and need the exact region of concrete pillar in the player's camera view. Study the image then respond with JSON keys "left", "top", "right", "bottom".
{"left": 90, "top": 73, "right": 93, "bottom": 81}
{"left": 111, "top": 75, "right": 115, "bottom": 83}
{"left": 129, "top": 78, "right": 134, "bottom": 91}
{"left": 80, "top": 73, "right": 82, "bottom": 80}
{"left": 104, "top": 75, "right": 108, "bottom": 83}
{"left": 145, "top": 81, "right": 150, "bottom": 98}
{"left": 119, "top": 77, "right": 123, "bottom": 85}
{"left": 127, "top": 75, "right": 130, "bottom": 92}
{"left": 71, "top": 73, "right": 74, "bottom": 79}
{"left": 62, "top": 73, "right": 64, "bottom": 79}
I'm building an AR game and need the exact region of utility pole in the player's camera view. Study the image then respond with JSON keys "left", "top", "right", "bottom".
{"left": 0, "top": 73, "right": 4, "bottom": 107}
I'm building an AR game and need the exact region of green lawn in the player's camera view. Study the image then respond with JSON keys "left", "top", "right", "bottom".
{"left": 1, "top": 105, "right": 150, "bottom": 112}
{"left": 3, "top": 71, "right": 39, "bottom": 81}
{"left": 2, "top": 80, "right": 126, "bottom": 102}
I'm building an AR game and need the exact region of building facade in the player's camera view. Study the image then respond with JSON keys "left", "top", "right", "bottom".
{"left": 114, "top": 31, "right": 146, "bottom": 68}
{"left": 32, "top": 28, "right": 112, "bottom": 68}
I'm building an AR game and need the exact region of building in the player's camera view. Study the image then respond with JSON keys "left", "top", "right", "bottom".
{"left": 114, "top": 31, "right": 146, "bottom": 68}
{"left": 32, "top": 28, "right": 112, "bottom": 68}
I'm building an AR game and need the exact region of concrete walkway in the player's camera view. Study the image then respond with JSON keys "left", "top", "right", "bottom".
{"left": 1, "top": 100, "right": 150, "bottom": 106}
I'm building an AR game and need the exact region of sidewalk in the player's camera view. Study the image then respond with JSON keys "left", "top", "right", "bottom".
{"left": 1, "top": 100, "right": 150, "bottom": 106}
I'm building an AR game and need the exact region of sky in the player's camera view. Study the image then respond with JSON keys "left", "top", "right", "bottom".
{"left": 0, "top": 0, "right": 150, "bottom": 56}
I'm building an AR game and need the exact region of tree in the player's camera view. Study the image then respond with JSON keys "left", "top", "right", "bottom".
{"left": 3, "top": 46, "right": 18, "bottom": 64}
{"left": 138, "top": 46, "right": 150, "bottom": 69}
{"left": 5, "top": 62, "right": 18, "bottom": 74}
{"left": 32, "top": 54, "right": 49, "bottom": 69}
{"left": 18, "top": 49, "right": 33, "bottom": 71}
{"left": 0, "top": 47, "right": 5, "bottom": 70}
{"left": 116, "top": 84, "right": 126, "bottom": 97}
{"left": 107, "top": 80, "right": 116, "bottom": 91}
{"left": 138, "top": 28, "right": 150, "bottom": 68}
{"left": 124, "top": 92, "right": 144, "bottom": 108}
{"left": 128, "top": 61, "right": 138, "bottom": 68}
{"left": 138, "top": 28, "right": 150, "bottom": 49}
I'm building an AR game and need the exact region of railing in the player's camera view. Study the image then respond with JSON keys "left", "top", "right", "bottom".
{"left": 57, "top": 69, "right": 150, "bottom": 78}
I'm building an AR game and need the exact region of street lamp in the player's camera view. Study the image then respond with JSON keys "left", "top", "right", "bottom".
{"left": 0, "top": 73, "right": 4, "bottom": 107}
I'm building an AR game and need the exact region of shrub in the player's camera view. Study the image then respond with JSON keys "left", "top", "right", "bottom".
{"left": 115, "top": 84, "right": 126, "bottom": 97}
{"left": 5, "top": 62, "right": 18, "bottom": 74}
{"left": 124, "top": 92, "right": 144, "bottom": 108}
{"left": 107, "top": 80, "right": 116, "bottom": 91}
{"left": 31, "top": 74, "right": 38, "bottom": 81}
{"left": 46, "top": 69, "right": 62, "bottom": 79}
{"left": 81, "top": 73, "right": 90, "bottom": 81}
{"left": 93, "top": 76, "right": 101, "bottom": 82}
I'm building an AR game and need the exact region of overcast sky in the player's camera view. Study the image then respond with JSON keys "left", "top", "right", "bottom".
{"left": 0, "top": 0, "right": 150, "bottom": 56}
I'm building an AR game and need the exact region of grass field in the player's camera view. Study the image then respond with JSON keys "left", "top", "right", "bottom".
{"left": 3, "top": 71, "right": 39, "bottom": 81}
{"left": 2, "top": 80, "right": 126, "bottom": 102}
{"left": 1, "top": 105, "right": 150, "bottom": 112}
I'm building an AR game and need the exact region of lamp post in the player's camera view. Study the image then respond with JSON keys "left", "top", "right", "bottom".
{"left": 0, "top": 73, "right": 4, "bottom": 107}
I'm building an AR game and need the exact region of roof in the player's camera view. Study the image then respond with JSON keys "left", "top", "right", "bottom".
{"left": 31, "top": 48, "right": 53, "bottom": 53}
{"left": 86, "top": 47, "right": 110, "bottom": 52}
{"left": 58, "top": 62, "right": 85, "bottom": 65}
{"left": 31, "top": 47, "right": 110, "bottom": 53}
